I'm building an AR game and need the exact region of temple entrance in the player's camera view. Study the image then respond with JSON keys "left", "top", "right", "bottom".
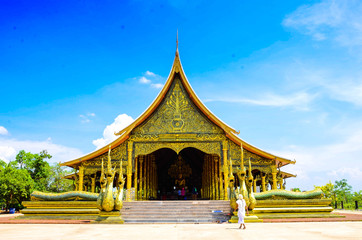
{"left": 134, "top": 147, "right": 223, "bottom": 201}
{"left": 153, "top": 147, "right": 205, "bottom": 200}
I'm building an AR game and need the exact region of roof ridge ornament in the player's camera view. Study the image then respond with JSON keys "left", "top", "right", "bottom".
{"left": 176, "top": 29, "right": 179, "bottom": 56}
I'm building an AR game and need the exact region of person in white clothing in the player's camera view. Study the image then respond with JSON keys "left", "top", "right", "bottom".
{"left": 236, "top": 194, "right": 249, "bottom": 229}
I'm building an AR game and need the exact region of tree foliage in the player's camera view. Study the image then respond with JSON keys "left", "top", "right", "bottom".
{"left": 1, "top": 150, "right": 74, "bottom": 211}
{"left": 0, "top": 161, "right": 35, "bottom": 211}
{"left": 47, "top": 163, "right": 74, "bottom": 193}
{"left": 315, "top": 179, "right": 360, "bottom": 209}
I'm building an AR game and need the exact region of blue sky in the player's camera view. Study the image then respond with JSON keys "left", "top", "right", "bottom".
{"left": 0, "top": 0, "right": 361, "bottom": 191}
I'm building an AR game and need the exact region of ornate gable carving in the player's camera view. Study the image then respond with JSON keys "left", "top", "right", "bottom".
{"left": 132, "top": 77, "right": 223, "bottom": 136}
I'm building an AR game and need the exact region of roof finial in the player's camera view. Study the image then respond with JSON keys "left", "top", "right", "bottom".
{"left": 176, "top": 29, "right": 178, "bottom": 50}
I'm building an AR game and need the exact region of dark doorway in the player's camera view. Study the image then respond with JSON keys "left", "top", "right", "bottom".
{"left": 152, "top": 147, "right": 206, "bottom": 200}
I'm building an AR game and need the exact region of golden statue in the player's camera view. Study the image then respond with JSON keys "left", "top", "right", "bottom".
{"left": 175, "top": 173, "right": 186, "bottom": 188}
{"left": 96, "top": 145, "right": 124, "bottom": 212}
{"left": 247, "top": 158, "right": 256, "bottom": 210}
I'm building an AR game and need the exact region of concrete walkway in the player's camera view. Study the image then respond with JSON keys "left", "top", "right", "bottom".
{"left": 0, "top": 222, "right": 361, "bottom": 240}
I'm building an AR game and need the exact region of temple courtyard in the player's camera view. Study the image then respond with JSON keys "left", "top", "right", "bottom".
{"left": 0, "top": 212, "right": 361, "bottom": 240}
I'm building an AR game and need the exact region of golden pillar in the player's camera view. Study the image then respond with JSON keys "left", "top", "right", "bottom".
{"left": 126, "top": 141, "right": 133, "bottom": 201}
{"left": 211, "top": 156, "right": 215, "bottom": 200}
{"left": 253, "top": 179, "right": 257, "bottom": 193}
{"left": 206, "top": 155, "right": 210, "bottom": 199}
{"left": 147, "top": 156, "right": 152, "bottom": 200}
{"left": 147, "top": 155, "right": 150, "bottom": 200}
{"left": 139, "top": 156, "right": 144, "bottom": 200}
{"left": 143, "top": 155, "right": 147, "bottom": 200}
{"left": 214, "top": 156, "right": 219, "bottom": 200}
{"left": 144, "top": 155, "right": 148, "bottom": 200}
{"left": 91, "top": 175, "right": 96, "bottom": 193}
{"left": 203, "top": 161, "right": 206, "bottom": 199}
{"left": 261, "top": 174, "right": 266, "bottom": 192}
{"left": 222, "top": 141, "right": 229, "bottom": 200}
{"left": 147, "top": 155, "right": 151, "bottom": 200}
{"left": 218, "top": 155, "right": 224, "bottom": 200}
{"left": 152, "top": 156, "right": 156, "bottom": 198}
{"left": 202, "top": 160, "right": 205, "bottom": 198}
{"left": 272, "top": 171, "right": 277, "bottom": 190}
{"left": 133, "top": 157, "right": 138, "bottom": 200}
{"left": 78, "top": 166, "right": 84, "bottom": 191}
{"left": 151, "top": 160, "right": 154, "bottom": 198}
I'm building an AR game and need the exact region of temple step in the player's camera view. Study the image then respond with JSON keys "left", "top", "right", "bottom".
{"left": 121, "top": 200, "right": 231, "bottom": 223}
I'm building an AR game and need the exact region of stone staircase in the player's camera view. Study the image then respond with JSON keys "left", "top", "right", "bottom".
{"left": 121, "top": 200, "right": 231, "bottom": 223}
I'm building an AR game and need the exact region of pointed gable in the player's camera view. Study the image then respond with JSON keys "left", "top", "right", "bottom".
{"left": 132, "top": 75, "right": 224, "bottom": 135}
{"left": 61, "top": 49, "right": 295, "bottom": 167}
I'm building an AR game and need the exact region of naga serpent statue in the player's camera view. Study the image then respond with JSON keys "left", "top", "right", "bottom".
{"left": 97, "top": 145, "right": 125, "bottom": 212}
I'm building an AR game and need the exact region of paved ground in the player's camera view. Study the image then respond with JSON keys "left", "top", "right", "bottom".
{"left": 0, "top": 222, "right": 361, "bottom": 240}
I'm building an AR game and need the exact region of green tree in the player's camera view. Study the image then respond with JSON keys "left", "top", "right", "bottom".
{"left": 47, "top": 163, "right": 74, "bottom": 192}
{"left": 334, "top": 179, "right": 352, "bottom": 203}
{"left": 14, "top": 150, "right": 52, "bottom": 191}
{"left": 352, "top": 191, "right": 362, "bottom": 202}
{"left": 0, "top": 161, "right": 35, "bottom": 211}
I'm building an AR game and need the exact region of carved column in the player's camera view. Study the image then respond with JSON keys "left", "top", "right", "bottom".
{"left": 271, "top": 167, "right": 277, "bottom": 190}
{"left": 222, "top": 141, "right": 229, "bottom": 200}
{"left": 210, "top": 156, "right": 215, "bottom": 200}
{"left": 152, "top": 155, "right": 156, "bottom": 198}
{"left": 147, "top": 155, "right": 150, "bottom": 200}
{"left": 214, "top": 156, "right": 219, "bottom": 200}
{"left": 253, "top": 178, "right": 257, "bottom": 193}
{"left": 78, "top": 166, "right": 84, "bottom": 191}
{"left": 139, "top": 156, "right": 144, "bottom": 200}
{"left": 202, "top": 160, "right": 205, "bottom": 198}
{"left": 146, "top": 156, "right": 149, "bottom": 199}
{"left": 206, "top": 155, "right": 210, "bottom": 199}
{"left": 133, "top": 156, "right": 138, "bottom": 200}
{"left": 218, "top": 155, "right": 224, "bottom": 200}
{"left": 144, "top": 155, "right": 148, "bottom": 200}
{"left": 127, "top": 141, "right": 133, "bottom": 201}
{"left": 91, "top": 174, "right": 96, "bottom": 193}
{"left": 261, "top": 174, "right": 266, "bottom": 192}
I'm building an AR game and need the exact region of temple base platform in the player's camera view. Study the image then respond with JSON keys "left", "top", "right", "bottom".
{"left": 19, "top": 201, "right": 100, "bottom": 220}
{"left": 253, "top": 199, "right": 342, "bottom": 219}
{"left": 93, "top": 211, "right": 124, "bottom": 224}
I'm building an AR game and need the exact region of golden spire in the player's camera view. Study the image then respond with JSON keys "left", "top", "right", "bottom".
{"left": 176, "top": 29, "right": 179, "bottom": 56}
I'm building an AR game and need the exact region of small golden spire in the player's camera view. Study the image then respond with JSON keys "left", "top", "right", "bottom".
{"left": 176, "top": 29, "right": 179, "bottom": 56}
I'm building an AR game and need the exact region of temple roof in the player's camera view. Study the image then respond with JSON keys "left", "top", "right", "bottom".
{"left": 61, "top": 47, "right": 296, "bottom": 168}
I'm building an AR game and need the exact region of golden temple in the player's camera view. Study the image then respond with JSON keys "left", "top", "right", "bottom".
{"left": 59, "top": 42, "right": 297, "bottom": 202}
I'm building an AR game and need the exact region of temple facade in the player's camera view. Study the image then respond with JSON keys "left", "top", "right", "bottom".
{"left": 60, "top": 47, "right": 296, "bottom": 202}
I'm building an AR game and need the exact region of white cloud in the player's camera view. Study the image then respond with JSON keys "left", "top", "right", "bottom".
{"left": 151, "top": 83, "right": 164, "bottom": 89}
{"left": 323, "top": 80, "right": 362, "bottom": 106}
{"left": 283, "top": 62, "right": 362, "bottom": 107}
{"left": 145, "top": 71, "right": 156, "bottom": 77}
{"left": 0, "top": 137, "right": 83, "bottom": 164}
{"left": 138, "top": 71, "right": 164, "bottom": 89}
{"left": 204, "top": 91, "right": 316, "bottom": 110}
{"left": 92, "top": 113, "right": 134, "bottom": 149}
{"left": 283, "top": 0, "right": 362, "bottom": 47}
{"left": 0, "top": 126, "right": 9, "bottom": 135}
{"left": 79, "top": 112, "right": 96, "bottom": 123}
{"left": 139, "top": 76, "right": 151, "bottom": 84}
{"left": 0, "top": 145, "right": 16, "bottom": 162}
{"left": 273, "top": 127, "right": 362, "bottom": 191}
